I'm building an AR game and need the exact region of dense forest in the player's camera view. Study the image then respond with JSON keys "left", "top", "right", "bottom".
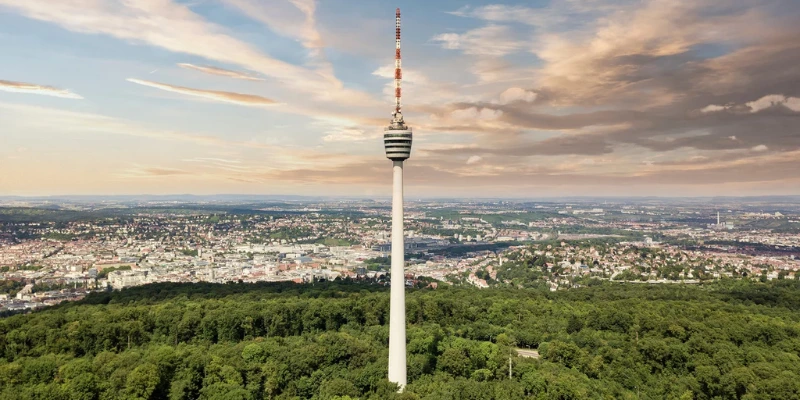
{"left": 1, "top": 280, "right": 800, "bottom": 399}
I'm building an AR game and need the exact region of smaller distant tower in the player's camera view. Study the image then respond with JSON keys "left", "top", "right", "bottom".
{"left": 717, "top": 211, "right": 720, "bottom": 226}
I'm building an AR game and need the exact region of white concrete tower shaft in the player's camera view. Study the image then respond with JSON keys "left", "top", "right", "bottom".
{"left": 388, "top": 159, "right": 406, "bottom": 389}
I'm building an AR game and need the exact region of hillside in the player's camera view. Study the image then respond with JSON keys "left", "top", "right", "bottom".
{"left": 1, "top": 280, "right": 800, "bottom": 399}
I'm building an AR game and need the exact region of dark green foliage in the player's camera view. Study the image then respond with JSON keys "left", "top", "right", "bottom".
{"left": 96, "top": 265, "right": 132, "bottom": 280}
{"left": 0, "top": 279, "right": 25, "bottom": 296}
{"left": 315, "top": 238, "right": 354, "bottom": 247}
{"left": 1, "top": 280, "right": 799, "bottom": 399}
{"left": 180, "top": 249, "right": 198, "bottom": 257}
{"left": 43, "top": 232, "right": 76, "bottom": 241}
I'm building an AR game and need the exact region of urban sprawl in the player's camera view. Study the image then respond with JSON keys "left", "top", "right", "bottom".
{"left": 2, "top": 198, "right": 799, "bottom": 313}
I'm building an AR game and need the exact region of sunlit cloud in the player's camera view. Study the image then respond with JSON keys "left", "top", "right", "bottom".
{"left": 221, "top": 0, "right": 334, "bottom": 79}
{"left": 127, "top": 78, "right": 278, "bottom": 107}
{"left": 699, "top": 94, "right": 800, "bottom": 114}
{"left": 2, "top": 0, "right": 800, "bottom": 195}
{"left": 700, "top": 104, "right": 727, "bottom": 113}
{"left": 177, "top": 63, "right": 263, "bottom": 81}
{"left": 142, "top": 167, "right": 191, "bottom": 176}
{"left": 431, "top": 25, "right": 524, "bottom": 56}
{"left": 746, "top": 94, "right": 800, "bottom": 113}
{"left": 446, "top": 3, "right": 592, "bottom": 28}
{"left": 182, "top": 157, "right": 242, "bottom": 164}
{"left": 497, "top": 88, "right": 537, "bottom": 104}
{"left": 448, "top": 5, "right": 548, "bottom": 25}
{"left": 322, "top": 127, "right": 373, "bottom": 142}
{"left": 0, "top": 0, "right": 372, "bottom": 106}
{"left": 182, "top": 157, "right": 252, "bottom": 172}
{"left": 0, "top": 102, "right": 234, "bottom": 147}
{"left": 0, "top": 79, "right": 82, "bottom": 99}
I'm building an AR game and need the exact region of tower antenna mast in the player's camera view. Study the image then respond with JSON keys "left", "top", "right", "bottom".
{"left": 394, "top": 8, "right": 402, "bottom": 115}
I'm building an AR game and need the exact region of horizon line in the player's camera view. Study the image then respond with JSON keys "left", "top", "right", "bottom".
{"left": 3, "top": 193, "right": 800, "bottom": 200}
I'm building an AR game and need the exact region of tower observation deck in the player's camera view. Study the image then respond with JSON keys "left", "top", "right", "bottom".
{"left": 384, "top": 114, "right": 412, "bottom": 161}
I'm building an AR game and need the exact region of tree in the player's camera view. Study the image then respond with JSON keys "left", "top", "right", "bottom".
{"left": 566, "top": 315, "right": 583, "bottom": 334}
{"left": 63, "top": 373, "right": 100, "bottom": 400}
{"left": 318, "top": 378, "right": 359, "bottom": 399}
{"left": 439, "top": 348, "right": 472, "bottom": 377}
{"left": 125, "top": 363, "right": 161, "bottom": 400}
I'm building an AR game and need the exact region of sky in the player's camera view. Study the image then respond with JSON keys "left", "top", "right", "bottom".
{"left": 1, "top": 0, "right": 799, "bottom": 198}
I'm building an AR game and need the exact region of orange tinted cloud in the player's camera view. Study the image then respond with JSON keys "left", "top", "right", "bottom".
{"left": 177, "top": 63, "right": 263, "bottom": 81}
{"left": 127, "top": 78, "right": 278, "bottom": 106}
{"left": 0, "top": 80, "right": 82, "bottom": 99}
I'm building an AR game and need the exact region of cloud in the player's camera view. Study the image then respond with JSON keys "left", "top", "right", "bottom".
{"left": 528, "top": 1, "right": 790, "bottom": 107}
{"left": 498, "top": 88, "right": 538, "bottom": 104}
{"left": 700, "top": 104, "right": 726, "bottom": 113}
{"left": 441, "top": 102, "right": 643, "bottom": 131}
{"left": 221, "top": 0, "right": 333, "bottom": 77}
{"left": 183, "top": 157, "right": 241, "bottom": 164}
{"left": 1, "top": 102, "right": 368, "bottom": 178}
{"left": 0, "top": 101, "right": 238, "bottom": 147}
{"left": 5, "top": 0, "right": 800, "bottom": 195}
{"left": 746, "top": 94, "right": 800, "bottom": 112}
{"left": 431, "top": 25, "right": 524, "bottom": 56}
{"left": 0, "top": 101, "right": 296, "bottom": 157}
{"left": 115, "top": 165, "right": 207, "bottom": 180}
{"left": 0, "top": 0, "right": 371, "bottom": 106}
{"left": 786, "top": 97, "right": 800, "bottom": 112}
{"left": 125, "top": 79, "right": 384, "bottom": 139}
{"left": 258, "top": 148, "right": 800, "bottom": 194}
{"left": 371, "top": 64, "right": 465, "bottom": 107}
{"left": 322, "top": 126, "right": 374, "bottom": 142}
{"left": 423, "top": 1, "right": 800, "bottom": 178}
{"left": 0, "top": 79, "right": 82, "bottom": 99}
{"left": 142, "top": 167, "right": 191, "bottom": 176}
{"left": 450, "top": 107, "right": 503, "bottom": 121}
{"left": 177, "top": 63, "right": 263, "bottom": 81}
{"left": 446, "top": 3, "right": 590, "bottom": 29}
{"left": 223, "top": 0, "right": 323, "bottom": 50}
{"left": 466, "top": 58, "right": 533, "bottom": 84}
{"left": 449, "top": 5, "right": 548, "bottom": 25}
{"left": 127, "top": 78, "right": 278, "bottom": 106}
{"left": 466, "top": 155, "right": 482, "bottom": 165}
{"left": 181, "top": 157, "right": 253, "bottom": 173}
{"left": 699, "top": 94, "right": 800, "bottom": 114}
{"left": 432, "top": 133, "right": 614, "bottom": 157}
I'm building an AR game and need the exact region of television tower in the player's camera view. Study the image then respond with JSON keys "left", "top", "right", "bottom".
{"left": 385, "top": 7, "right": 412, "bottom": 390}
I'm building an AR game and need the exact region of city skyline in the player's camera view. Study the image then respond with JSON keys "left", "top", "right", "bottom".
{"left": 2, "top": 0, "right": 800, "bottom": 197}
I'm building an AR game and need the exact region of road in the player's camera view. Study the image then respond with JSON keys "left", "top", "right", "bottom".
{"left": 515, "top": 348, "right": 540, "bottom": 358}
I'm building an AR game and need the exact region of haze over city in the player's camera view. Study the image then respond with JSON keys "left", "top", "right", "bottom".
{"left": 2, "top": 0, "right": 799, "bottom": 197}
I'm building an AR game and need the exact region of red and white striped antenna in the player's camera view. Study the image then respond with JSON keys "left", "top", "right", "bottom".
{"left": 394, "top": 8, "right": 402, "bottom": 115}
